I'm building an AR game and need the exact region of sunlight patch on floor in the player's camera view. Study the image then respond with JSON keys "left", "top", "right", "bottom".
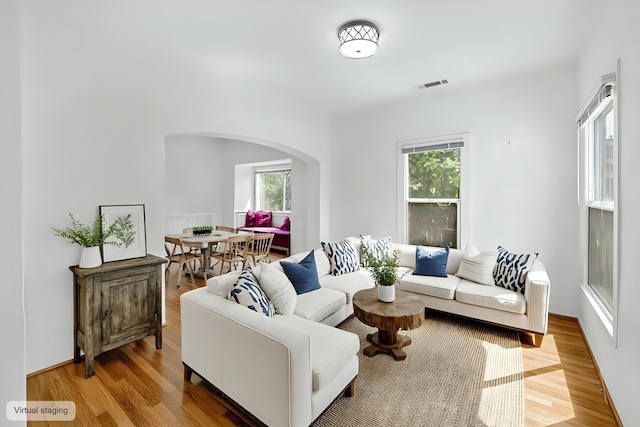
{"left": 526, "top": 368, "right": 576, "bottom": 424}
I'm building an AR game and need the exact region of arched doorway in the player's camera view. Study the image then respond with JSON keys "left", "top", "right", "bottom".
{"left": 164, "top": 132, "right": 321, "bottom": 253}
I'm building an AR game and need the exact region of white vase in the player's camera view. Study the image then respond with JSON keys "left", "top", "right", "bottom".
{"left": 378, "top": 284, "right": 395, "bottom": 302}
{"left": 80, "top": 246, "right": 102, "bottom": 268}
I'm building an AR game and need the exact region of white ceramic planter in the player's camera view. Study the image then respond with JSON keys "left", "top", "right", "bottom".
{"left": 377, "top": 284, "right": 395, "bottom": 302}
{"left": 80, "top": 246, "right": 102, "bottom": 268}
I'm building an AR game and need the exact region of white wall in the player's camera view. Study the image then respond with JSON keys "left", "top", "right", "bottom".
{"left": 331, "top": 62, "right": 580, "bottom": 317}
{"left": 575, "top": 4, "right": 640, "bottom": 424}
{"left": 0, "top": 0, "right": 26, "bottom": 419}
{"left": 19, "top": 9, "right": 332, "bottom": 374}
{"left": 165, "top": 135, "right": 226, "bottom": 219}
{"left": 166, "top": 134, "right": 298, "bottom": 230}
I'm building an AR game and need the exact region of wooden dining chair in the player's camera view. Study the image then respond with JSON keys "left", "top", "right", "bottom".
{"left": 210, "top": 225, "right": 238, "bottom": 262}
{"left": 210, "top": 234, "right": 251, "bottom": 275}
{"left": 247, "top": 233, "right": 274, "bottom": 266}
{"left": 182, "top": 228, "right": 205, "bottom": 268}
{"left": 164, "top": 236, "right": 204, "bottom": 287}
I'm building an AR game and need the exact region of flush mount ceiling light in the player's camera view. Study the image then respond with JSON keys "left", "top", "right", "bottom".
{"left": 338, "top": 20, "right": 380, "bottom": 59}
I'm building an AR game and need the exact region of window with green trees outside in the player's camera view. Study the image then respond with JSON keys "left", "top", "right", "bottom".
{"left": 255, "top": 169, "right": 291, "bottom": 212}
{"left": 405, "top": 143, "right": 461, "bottom": 248}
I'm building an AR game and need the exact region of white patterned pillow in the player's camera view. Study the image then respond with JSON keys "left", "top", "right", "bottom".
{"left": 360, "top": 236, "right": 392, "bottom": 267}
{"left": 493, "top": 246, "right": 538, "bottom": 294}
{"left": 455, "top": 244, "right": 497, "bottom": 286}
{"left": 321, "top": 240, "right": 360, "bottom": 276}
{"left": 228, "top": 268, "right": 275, "bottom": 317}
{"left": 256, "top": 262, "right": 297, "bottom": 315}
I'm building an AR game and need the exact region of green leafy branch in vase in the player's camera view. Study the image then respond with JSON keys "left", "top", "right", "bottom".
{"left": 112, "top": 214, "right": 136, "bottom": 249}
{"left": 52, "top": 213, "right": 120, "bottom": 248}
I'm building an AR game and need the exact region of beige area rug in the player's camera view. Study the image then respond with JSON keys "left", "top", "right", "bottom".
{"left": 312, "top": 312, "right": 524, "bottom": 427}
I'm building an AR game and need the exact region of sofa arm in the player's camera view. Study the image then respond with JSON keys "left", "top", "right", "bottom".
{"left": 525, "top": 260, "right": 551, "bottom": 334}
{"left": 181, "top": 288, "right": 313, "bottom": 427}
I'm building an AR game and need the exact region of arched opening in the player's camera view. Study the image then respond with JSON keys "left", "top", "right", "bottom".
{"left": 164, "top": 132, "right": 321, "bottom": 253}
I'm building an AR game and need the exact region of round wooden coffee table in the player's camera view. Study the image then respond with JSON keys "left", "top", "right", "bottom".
{"left": 352, "top": 287, "right": 425, "bottom": 361}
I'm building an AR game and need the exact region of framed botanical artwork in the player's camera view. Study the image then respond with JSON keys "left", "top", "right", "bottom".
{"left": 99, "top": 204, "right": 147, "bottom": 262}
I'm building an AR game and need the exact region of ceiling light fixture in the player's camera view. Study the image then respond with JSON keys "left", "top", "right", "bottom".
{"left": 338, "top": 20, "right": 380, "bottom": 59}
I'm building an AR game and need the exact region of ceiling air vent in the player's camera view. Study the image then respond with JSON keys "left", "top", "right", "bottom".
{"left": 418, "top": 79, "right": 449, "bottom": 90}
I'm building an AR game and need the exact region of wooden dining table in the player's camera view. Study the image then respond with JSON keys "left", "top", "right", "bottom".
{"left": 165, "top": 230, "right": 252, "bottom": 278}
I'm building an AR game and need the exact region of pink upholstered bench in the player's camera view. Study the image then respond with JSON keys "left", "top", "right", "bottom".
{"left": 237, "top": 226, "right": 290, "bottom": 255}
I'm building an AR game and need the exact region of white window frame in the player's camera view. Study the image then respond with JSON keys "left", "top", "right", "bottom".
{"left": 254, "top": 164, "right": 292, "bottom": 213}
{"left": 396, "top": 133, "right": 470, "bottom": 247}
{"left": 577, "top": 69, "right": 619, "bottom": 344}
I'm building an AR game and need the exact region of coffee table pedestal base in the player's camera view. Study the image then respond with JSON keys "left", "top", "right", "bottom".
{"left": 364, "top": 331, "right": 412, "bottom": 361}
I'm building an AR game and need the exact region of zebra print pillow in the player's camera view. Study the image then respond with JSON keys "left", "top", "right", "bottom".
{"left": 228, "top": 268, "right": 275, "bottom": 317}
{"left": 321, "top": 240, "right": 360, "bottom": 276}
{"left": 492, "top": 246, "right": 538, "bottom": 294}
{"left": 360, "top": 236, "right": 392, "bottom": 267}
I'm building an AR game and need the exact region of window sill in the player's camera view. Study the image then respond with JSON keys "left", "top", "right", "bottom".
{"left": 580, "top": 283, "right": 613, "bottom": 337}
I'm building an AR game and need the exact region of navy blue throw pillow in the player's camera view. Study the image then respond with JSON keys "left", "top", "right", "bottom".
{"left": 413, "top": 246, "right": 450, "bottom": 277}
{"left": 281, "top": 251, "right": 321, "bottom": 294}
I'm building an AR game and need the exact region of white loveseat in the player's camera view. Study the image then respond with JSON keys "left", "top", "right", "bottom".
{"left": 180, "top": 238, "right": 550, "bottom": 426}
{"left": 380, "top": 240, "right": 550, "bottom": 345}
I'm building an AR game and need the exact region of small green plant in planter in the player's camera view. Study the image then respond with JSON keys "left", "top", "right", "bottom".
{"left": 192, "top": 225, "right": 213, "bottom": 236}
{"left": 52, "top": 213, "right": 120, "bottom": 248}
{"left": 364, "top": 249, "right": 400, "bottom": 286}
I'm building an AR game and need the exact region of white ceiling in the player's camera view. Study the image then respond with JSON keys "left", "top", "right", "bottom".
{"left": 21, "top": 0, "right": 605, "bottom": 118}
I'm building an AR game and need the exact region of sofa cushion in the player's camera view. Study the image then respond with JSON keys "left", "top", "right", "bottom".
{"left": 345, "top": 236, "right": 363, "bottom": 264}
{"left": 321, "top": 240, "right": 360, "bottom": 276}
{"left": 294, "top": 287, "right": 346, "bottom": 323}
{"left": 313, "top": 249, "right": 332, "bottom": 277}
{"left": 207, "top": 271, "right": 241, "bottom": 297}
{"left": 493, "top": 246, "right": 538, "bottom": 294}
{"left": 281, "top": 251, "right": 322, "bottom": 294}
{"left": 360, "top": 236, "right": 392, "bottom": 266}
{"left": 391, "top": 243, "right": 417, "bottom": 269}
{"left": 228, "top": 268, "right": 275, "bottom": 317}
{"left": 414, "top": 246, "right": 449, "bottom": 277}
{"left": 398, "top": 272, "right": 461, "bottom": 300}
{"left": 455, "top": 279, "right": 526, "bottom": 314}
{"left": 396, "top": 266, "right": 412, "bottom": 279}
{"left": 320, "top": 269, "right": 374, "bottom": 304}
{"left": 272, "top": 314, "right": 359, "bottom": 392}
{"left": 256, "top": 262, "right": 297, "bottom": 315}
{"left": 455, "top": 244, "right": 497, "bottom": 286}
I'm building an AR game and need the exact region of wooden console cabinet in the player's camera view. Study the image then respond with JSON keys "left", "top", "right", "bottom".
{"left": 70, "top": 255, "right": 166, "bottom": 377}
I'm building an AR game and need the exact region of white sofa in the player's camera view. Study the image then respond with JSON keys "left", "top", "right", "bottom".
{"left": 381, "top": 240, "right": 551, "bottom": 345}
{"left": 180, "top": 238, "right": 550, "bottom": 426}
{"left": 180, "top": 249, "right": 373, "bottom": 427}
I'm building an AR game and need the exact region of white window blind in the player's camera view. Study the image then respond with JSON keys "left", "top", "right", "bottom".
{"left": 577, "top": 72, "right": 615, "bottom": 128}
{"left": 401, "top": 140, "right": 464, "bottom": 154}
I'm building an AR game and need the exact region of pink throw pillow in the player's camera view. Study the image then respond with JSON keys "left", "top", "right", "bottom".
{"left": 279, "top": 215, "right": 290, "bottom": 231}
{"left": 245, "top": 210, "right": 256, "bottom": 227}
{"left": 255, "top": 211, "right": 272, "bottom": 227}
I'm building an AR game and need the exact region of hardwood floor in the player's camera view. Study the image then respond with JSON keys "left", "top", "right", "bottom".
{"left": 521, "top": 318, "right": 619, "bottom": 426}
{"left": 27, "top": 257, "right": 618, "bottom": 426}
